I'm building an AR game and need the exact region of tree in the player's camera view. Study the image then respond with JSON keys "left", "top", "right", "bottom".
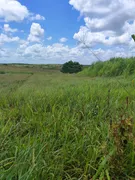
{"left": 61, "top": 60, "right": 83, "bottom": 73}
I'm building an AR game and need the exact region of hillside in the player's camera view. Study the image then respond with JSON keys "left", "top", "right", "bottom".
{"left": 80, "top": 57, "right": 135, "bottom": 77}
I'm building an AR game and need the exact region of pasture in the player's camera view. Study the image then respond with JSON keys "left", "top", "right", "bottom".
{"left": 0, "top": 64, "right": 135, "bottom": 179}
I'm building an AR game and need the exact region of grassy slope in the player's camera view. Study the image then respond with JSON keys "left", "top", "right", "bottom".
{"left": 80, "top": 57, "right": 135, "bottom": 77}
{"left": 0, "top": 65, "right": 135, "bottom": 179}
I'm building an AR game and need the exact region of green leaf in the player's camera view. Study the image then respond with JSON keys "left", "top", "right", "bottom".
{"left": 131, "top": 34, "right": 135, "bottom": 42}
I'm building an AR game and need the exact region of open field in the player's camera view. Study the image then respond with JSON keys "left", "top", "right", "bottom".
{"left": 0, "top": 65, "right": 135, "bottom": 179}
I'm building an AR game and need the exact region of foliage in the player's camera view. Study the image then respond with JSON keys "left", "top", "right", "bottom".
{"left": 109, "top": 117, "right": 135, "bottom": 178}
{"left": 80, "top": 57, "right": 135, "bottom": 77}
{"left": 132, "top": 34, "right": 135, "bottom": 42}
{"left": 0, "top": 65, "right": 135, "bottom": 179}
{"left": 61, "top": 60, "right": 82, "bottom": 73}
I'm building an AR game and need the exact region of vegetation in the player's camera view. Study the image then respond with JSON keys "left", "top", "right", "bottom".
{"left": 132, "top": 34, "right": 135, "bottom": 42}
{"left": 0, "top": 64, "right": 135, "bottom": 179}
{"left": 80, "top": 57, "right": 135, "bottom": 77}
{"left": 61, "top": 60, "right": 83, "bottom": 73}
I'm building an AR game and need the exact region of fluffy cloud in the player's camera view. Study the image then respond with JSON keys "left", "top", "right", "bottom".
{"left": 123, "top": 20, "right": 135, "bottom": 35}
{"left": 0, "top": 0, "right": 29, "bottom": 22}
{"left": 69, "top": 0, "right": 135, "bottom": 20}
{"left": 19, "top": 40, "right": 29, "bottom": 48}
{"left": 7, "top": 42, "right": 131, "bottom": 64}
{"left": 4, "top": 24, "right": 17, "bottom": 33}
{"left": 0, "top": 33, "right": 19, "bottom": 45}
{"left": 74, "top": 26, "right": 131, "bottom": 47}
{"left": 28, "top": 23, "right": 44, "bottom": 42}
{"left": 0, "top": 0, "right": 45, "bottom": 22}
{"left": 15, "top": 43, "right": 85, "bottom": 64}
{"left": 59, "top": 37, "right": 68, "bottom": 43}
{"left": 0, "top": 24, "right": 19, "bottom": 45}
{"left": 69, "top": 0, "right": 135, "bottom": 48}
{"left": 0, "top": 40, "right": 133, "bottom": 64}
{"left": 29, "top": 14, "right": 45, "bottom": 21}
{"left": 69, "top": 0, "right": 111, "bottom": 15}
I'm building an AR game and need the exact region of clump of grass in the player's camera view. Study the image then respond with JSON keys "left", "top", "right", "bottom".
{"left": 109, "top": 117, "right": 135, "bottom": 179}
{"left": 0, "top": 71, "right": 6, "bottom": 74}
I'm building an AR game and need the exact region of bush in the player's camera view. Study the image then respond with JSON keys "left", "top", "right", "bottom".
{"left": 61, "top": 60, "right": 83, "bottom": 74}
{"left": 0, "top": 71, "right": 6, "bottom": 74}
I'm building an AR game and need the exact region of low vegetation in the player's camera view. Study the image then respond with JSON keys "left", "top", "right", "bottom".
{"left": 0, "top": 64, "right": 135, "bottom": 179}
{"left": 80, "top": 57, "right": 135, "bottom": 77}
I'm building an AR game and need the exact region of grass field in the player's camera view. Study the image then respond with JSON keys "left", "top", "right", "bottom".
{"left": 0, "top": 65, "right": 135, "bottom": 179}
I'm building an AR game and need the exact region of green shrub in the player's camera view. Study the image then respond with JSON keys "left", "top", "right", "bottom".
{"left": 0, "top": 71, "right": 6, "bottom": 74}
{"left": 61, "top": 60, "right": 83, "bottom": 74}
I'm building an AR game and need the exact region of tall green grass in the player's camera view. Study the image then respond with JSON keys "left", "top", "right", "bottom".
{"left": 80, "top": 57, "right": 135, "bottom": 77}
{"left": 0, "top": 71, "right": 135, "bottom": 179}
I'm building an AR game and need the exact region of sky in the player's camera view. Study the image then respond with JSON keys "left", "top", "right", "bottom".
{"left": 0, "top": 0, "right": 135, "bottom": 64}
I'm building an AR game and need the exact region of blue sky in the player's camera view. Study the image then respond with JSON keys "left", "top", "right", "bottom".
{"left": 15, "top": 0, "right": 84, "bottom": 45}
{"left": 0, "top": 0, "right": 135, "bottom": 64}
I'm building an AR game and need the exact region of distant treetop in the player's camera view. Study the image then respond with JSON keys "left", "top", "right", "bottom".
{"left": 61, "top": 60, "right": 83, "bottom": 74}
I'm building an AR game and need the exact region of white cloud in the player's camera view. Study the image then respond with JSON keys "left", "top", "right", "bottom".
{"left": 47, "top": 36, "right": 52, "bottom": 41}
{"left": 0, "top": 41, "right": 133, "bottom": 64}
{"left": 73, "top": 26, "right": 105, "bottom": 46}
{"left": 74, "top": 26, "right": 132, "bottom": 47}
{"left": 106, "top": 33, "right": 130, "bottom": 46}
{"left": 69, "top": 0, "right": 111, "bottom": 15}
{"left": 15, "top": 43, "right": 130, "bottom": 64}
{"left": 0, "top": 0, "right": 29, "bottom": 22}
{"left": 123, "top": 20, "right": 135, "bottom": 35}
{"left": 19, "top": 40, "right": 29, "bottom": 48}
{"left": 29, "top": 14, "right": 45, "bottom": 21}
{"left": 59, "top": 37, "right": 68, "bottom": 43}
{"left": 70, "top": 0, "right": 135, "bottom": 48}
{"left": 28, "top": 23, "right": 44, "bottom": 42}
{"left": 0, "top": 0, "right": 45, "bottom": 23}
{"left": 0, "top": 33, "right": 19, "bottom": 44}
{"left": 15, "top": 43, "right": 85, "bottom": 64}
{"left": 69, "top": 0, "right": 135, "bottom": 19}
{"left": 4, "top": 24, "right": 17, "bottom": 33}
{"left": 84, "top": 17, "right": 106, "bottom": 31}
